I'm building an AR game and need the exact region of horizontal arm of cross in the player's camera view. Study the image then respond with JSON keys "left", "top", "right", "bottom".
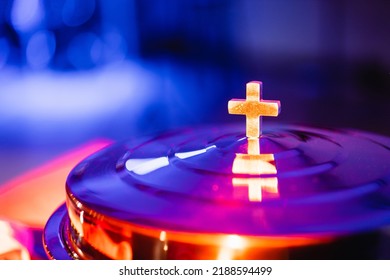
{"left": 228, "top": 99, "right": 281, "bottom": 118}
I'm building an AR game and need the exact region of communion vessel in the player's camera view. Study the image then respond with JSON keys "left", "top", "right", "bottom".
{"left": 43, "top": 81, "right": 390, "bottom": 259}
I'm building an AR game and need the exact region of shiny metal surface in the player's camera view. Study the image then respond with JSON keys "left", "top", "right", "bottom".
{"left": 67, "top": 124, "right": 390, "bottom": 233}
{"left": 44, "top": 123, "right": 390, "bottom": 259}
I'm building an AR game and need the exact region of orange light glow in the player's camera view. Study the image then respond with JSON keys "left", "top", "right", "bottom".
{"left": 159, "top": 231, "right": 167, "bottom": 242}
{"left": 0, "top": 221, "right": 30, "bottom": 260}
{"left": 64, "top": 193, "right": 333, "bottom": 260}
{"left": 0, "top": 140, "right": 112, "bottom": 228}
{"left": 217, "top": 234, "right": 246, "bottom": 260}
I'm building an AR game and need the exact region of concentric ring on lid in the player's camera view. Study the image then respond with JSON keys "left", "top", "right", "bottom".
{"left": 65, "top": 124, "right": 390, "bottom": 236}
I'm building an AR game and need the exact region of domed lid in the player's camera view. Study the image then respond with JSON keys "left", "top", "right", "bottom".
{"left": 66, "top": 82, "right": 390, "bottom": 238}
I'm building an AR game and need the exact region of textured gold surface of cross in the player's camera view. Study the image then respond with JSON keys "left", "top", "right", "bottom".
{"left": 228, "top": 81, "right": 281, "bottom": 138}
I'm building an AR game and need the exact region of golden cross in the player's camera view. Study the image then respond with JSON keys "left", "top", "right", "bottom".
{"left": 228, "top": 81, "right": 281, "bottom": 138}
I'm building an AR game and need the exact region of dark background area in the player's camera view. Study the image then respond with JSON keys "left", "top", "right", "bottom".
{"left": 0, "top": 0, "right": 389, "bottom": 183}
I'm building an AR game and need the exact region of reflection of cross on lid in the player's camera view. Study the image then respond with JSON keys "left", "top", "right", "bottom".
{"left": 228, "top": 81, "right": 281, "bottom": 138}
{"left": 232, "top": 144, "right": 279, "bottom": 202}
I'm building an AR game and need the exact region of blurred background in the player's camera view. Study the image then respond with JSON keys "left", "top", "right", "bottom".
{"left": 0, "top": 0, "right": 389, "bottom": 184}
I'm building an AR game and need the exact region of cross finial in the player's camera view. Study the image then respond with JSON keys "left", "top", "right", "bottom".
{"left": 228, "top": 81, "right": 281, "bottom": 138}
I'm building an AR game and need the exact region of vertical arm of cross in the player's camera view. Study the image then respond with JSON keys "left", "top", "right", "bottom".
{"left": 245, "top": 81, "right": 261, "bottom": 138}
{"left": 246, "top": 118, "right": 260, "bottom": 139}
{"left": 246, "top": 81, "right": 260, "bottom": 102}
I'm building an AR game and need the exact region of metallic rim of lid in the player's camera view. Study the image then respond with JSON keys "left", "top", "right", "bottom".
{"left": 64, "top": 191, "right": 332, "bottom": 259}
